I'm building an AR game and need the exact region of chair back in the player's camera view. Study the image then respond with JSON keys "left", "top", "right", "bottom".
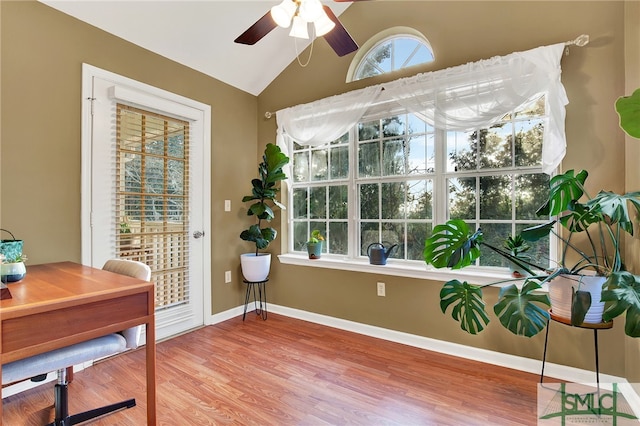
{"left": 102, "top": 259, "right": 151, "bottom": 281}
{"left": 102, "top": 259, "right": 152, "bottom": 348}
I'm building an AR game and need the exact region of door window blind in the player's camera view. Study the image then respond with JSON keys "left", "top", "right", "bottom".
{"left": 116, "top": 104, "right": 191, "bottom": 310}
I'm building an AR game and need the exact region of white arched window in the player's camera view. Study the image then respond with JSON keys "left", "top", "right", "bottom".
{"left": 347, "top": 27, "right": 435, "bottom": 82}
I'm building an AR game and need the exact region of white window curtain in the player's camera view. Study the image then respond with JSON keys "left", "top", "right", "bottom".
{"left": 276, "top": 85, "right": 382, "bottom": 148}
{"left": 276, "top": 43, "right": 568, "bottom": 174}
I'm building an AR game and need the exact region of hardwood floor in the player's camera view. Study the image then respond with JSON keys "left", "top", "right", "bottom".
{"left": 2, "top": 313, "right": 541, "bottom": 425}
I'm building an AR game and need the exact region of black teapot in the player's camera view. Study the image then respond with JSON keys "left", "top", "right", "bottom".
{"left": 367, "top": 242, "right": 398, "bottom": 265}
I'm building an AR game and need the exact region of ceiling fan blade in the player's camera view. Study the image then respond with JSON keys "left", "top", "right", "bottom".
{"left": 322, "top": 5, "right": 358, "bottom": 57}
{"left": 234, "top": 11, "right": 278, "bottom": 45}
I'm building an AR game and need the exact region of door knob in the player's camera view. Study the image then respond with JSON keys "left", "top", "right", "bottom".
{"left": 193, "top": 230, "right": 205, "bottom": 239}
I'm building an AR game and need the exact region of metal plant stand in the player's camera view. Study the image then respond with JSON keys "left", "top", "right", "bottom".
{"left": 242, "top": 278, "right": 268, "bottom": 321}
{"left": 540, "top": 311, "right": 613, "bottom": 387}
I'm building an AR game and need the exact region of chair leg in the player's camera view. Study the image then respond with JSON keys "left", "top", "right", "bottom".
{"left": 52, "top": 383, "right": 69, "bottom": 425}
{"left": 64, "top": 399, "right": 136, "bottom": 425}
{"left": 45, "top": 368, "right": 136, "bottom": 426}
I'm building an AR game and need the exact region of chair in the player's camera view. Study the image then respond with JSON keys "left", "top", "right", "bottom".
{"left": 1, "top": 259, "right": 151, "bottom": 426}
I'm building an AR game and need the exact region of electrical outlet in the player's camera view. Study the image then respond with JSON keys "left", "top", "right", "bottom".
{"left": 225, "top": 270, "right": 232, "bottom": 283}
{"left": 224, "top": 200, "right": 231, "bottom": 212}
{"left": 377, "top": 282, "right": 385, "bottom": 297}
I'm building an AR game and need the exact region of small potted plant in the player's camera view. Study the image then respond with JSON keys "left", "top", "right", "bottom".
{"left": 239, "top": 143, "right": 290, "bottom": 281}
{"left": 1, "top": 253, "right": 27, "bottom": 282}
{"left": 504, "top": 234, "right": 531, "bottom": 278}
{"left": 306, "top": 230, "right": 324, "bottom": 259}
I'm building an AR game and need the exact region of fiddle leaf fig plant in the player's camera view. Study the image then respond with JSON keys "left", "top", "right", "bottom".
{"left": 240, "top": 143, "right": 290, "bottom": 255}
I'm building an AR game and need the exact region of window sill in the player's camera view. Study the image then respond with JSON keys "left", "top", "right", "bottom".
{"left": 278, "top": 253, "right": 536, "bottom": 287}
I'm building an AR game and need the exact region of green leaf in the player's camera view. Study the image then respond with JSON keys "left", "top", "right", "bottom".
{"left": 240, "top": 224, "right": 263, "bottom": 242}
{"left": 493, "top": 281, "right": 550, "bottom": 337}
{"left": 424, "top": 219, "right": 482, "bottom": 269}
{"left": 521, "top": 221, "right": 556, "bottom": 242}
{"left": 615, "top": 88, "right": 640, "bottom": 139}
{"left": 587, "top": 190, "right": 640, "bottom": 235}
{"left": 602, "top": 271, "right": 640, "bottom": 337}
{"left": 259, "top": 227, "right": 277, "bottom": 249}
{"left": 239, "top": 225, "right": 277, "bottom": 250}
{"left": 266, "top": 170, "right": 288, "bottom": 185}
{"left": 264, "top": 143, "right": 290, "bottom": 182}
{"left": 536, "top": 169, "right": 588, "bottom": 217}
{"left": 559, "top": 201, "right": 600, "bottom": 233}
{"left": 440, "top": 280, "right": 490, "bottom": 335}
{"left": 570, "top": 289, "right": 591, "bottom": 326}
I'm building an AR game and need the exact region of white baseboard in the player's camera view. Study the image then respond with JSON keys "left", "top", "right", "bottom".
{"left": 207, "top": 305, "right": 245, "bottom": 325}
{"left": 259, "top": 304, "right": 627, "bottom": 385}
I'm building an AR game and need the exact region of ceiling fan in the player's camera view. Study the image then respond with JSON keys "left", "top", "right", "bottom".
{"left": 234, "top": 0, "right": 364, "bottom": 57}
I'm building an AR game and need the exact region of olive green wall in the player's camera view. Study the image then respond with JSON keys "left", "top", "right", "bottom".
{"left": 258, "top": 1, "right": 633, "bottom": 378}
{"left": 0, "top": 0, "right": 255, "bottom": 314}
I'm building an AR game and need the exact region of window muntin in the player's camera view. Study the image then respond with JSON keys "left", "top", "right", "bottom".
{"left": 288, "top": 95, "right": 551, "bottom": 270}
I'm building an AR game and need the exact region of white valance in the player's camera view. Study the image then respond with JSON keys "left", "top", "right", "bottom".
{"left": 276, "top": 43, "right": 568, "bottom": 174}
{"left": 276, "top": 85, "right": 382, "bottom": 148}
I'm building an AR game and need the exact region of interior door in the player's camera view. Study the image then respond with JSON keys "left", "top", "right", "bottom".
{"left": 82, "top": 66, "right": 210, "bottom": 340}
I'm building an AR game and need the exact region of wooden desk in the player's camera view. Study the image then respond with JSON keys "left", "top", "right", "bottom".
{"left": 0, "top": 261, "right": 156, "bottom": 425}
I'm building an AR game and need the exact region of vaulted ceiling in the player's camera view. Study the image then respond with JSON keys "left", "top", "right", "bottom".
{"left": 40, "top": 1, "right": 352, "bottom": 96}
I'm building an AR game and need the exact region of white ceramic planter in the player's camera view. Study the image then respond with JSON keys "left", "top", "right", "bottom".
{"left": 240, "top": 253, "right": 271, "bottom": 282}
{"left": 549, "top": 274, "right": 606, "bottom": 323}
{"left": 1, "top": 261, "right": 26, "bottom": 282}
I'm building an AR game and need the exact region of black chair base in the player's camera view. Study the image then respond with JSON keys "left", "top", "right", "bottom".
{"left": 46, "top": 382, "right": 135, "bottom": 426}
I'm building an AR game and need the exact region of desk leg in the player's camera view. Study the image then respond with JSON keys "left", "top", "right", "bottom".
{"left": 146, "top": 318, "right": 157, "bottom": 425}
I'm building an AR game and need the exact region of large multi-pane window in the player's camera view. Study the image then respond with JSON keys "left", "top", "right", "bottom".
{"left": 291, "top": 133, "right": 350, "bottom": 256}
{"left": 289, "top": 95, "right": 551, "bottom": 269}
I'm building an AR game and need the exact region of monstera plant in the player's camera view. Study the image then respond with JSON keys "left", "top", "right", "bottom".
{"left": 424, "top": 168, "right": 640, "bottom": 338}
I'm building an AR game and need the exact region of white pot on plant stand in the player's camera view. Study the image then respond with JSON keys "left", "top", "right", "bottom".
{"left": 240, "top": 253, "right": 271, "bottom": 282}
{"left": 548, "top": 274, "right": 606, "bottom": 324}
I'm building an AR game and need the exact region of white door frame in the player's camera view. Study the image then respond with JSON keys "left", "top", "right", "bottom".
{"left": 80, "top": 63, "right": 211, "bottom": 340}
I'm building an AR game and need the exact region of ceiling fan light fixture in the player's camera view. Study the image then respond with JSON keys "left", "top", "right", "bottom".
{"left": 289, "top": 15, "right": 309, "bottom": 39}
{"left": 270, "top": 0, "right": 297, "bottom": 28}
{"left": 313, "top": 11, "right": 335, "bottom": 37}
{"left": 298, "top": 0, "right": 323, "bottom": 23}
